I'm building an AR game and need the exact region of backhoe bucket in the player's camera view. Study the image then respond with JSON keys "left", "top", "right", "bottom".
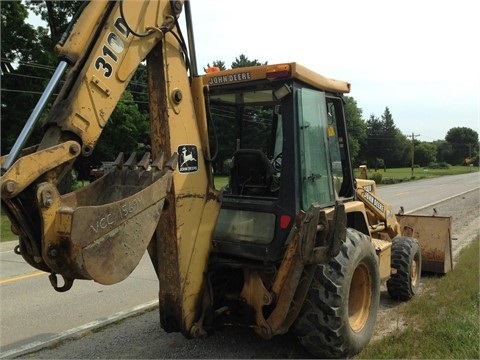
{"left": 38, "top": 152, "right": 177, "bottom": 288}
{"left": 396, "top": 214, "right": 453, "bottom": 274}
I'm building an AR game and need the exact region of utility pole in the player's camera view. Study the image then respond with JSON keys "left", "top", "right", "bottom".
{"left": 408, "top": 133, "right": 420, "bottom": 178}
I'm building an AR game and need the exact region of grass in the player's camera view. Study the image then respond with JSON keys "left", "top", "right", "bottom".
{"left": 1, "top": 210, "right": 17, "bottom": 242}
{"left": 355, "top": 165, "right": 479, "bottom": 184}
{"left": 355, "top": 236, "right": 480, "bottom": 359}
{"left": 213, "top": 175, "right": 229, "bottom": 189}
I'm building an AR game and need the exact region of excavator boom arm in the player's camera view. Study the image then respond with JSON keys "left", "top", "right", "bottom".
{"left": 0, "top": 0, "right": 187, "bottom": 285}
{"left": 1, "top": 0, "right": 222, "bottom": 336}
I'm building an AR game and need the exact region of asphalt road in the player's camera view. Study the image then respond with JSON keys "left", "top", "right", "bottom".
{"left": 0, "top": 250, "right": 158, "bottom": 354}
{"left": 376, "top": 171, "right": 479, "bottom": 214}
{"left": 0, "top": 172, "right": 478, "bottom": 357}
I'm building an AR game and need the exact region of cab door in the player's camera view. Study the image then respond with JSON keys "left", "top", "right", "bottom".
{"left": 297, "top": 88, "right": 335, "bottom": 209}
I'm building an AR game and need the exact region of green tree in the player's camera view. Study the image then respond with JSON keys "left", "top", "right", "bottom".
{"left": 205, "top": 55, "right": 266, "bottom": 71}
{"left": 414, "top": 141, "right": 437, "bottom": 167}
{"left": 68, "top": 90, "right": 149, "bottom": 181}
{"left": 231, "top": 54, "right": 267, "bottom": 68}
{"left": 1, "top": 1, "right": 85, "bottom": 155}
{"left": 381, "top": 107, "right": 408, "bottom": 167}
{"left": 363, "top": 108, "right": 409, "bottom": 169}
{"left": 365, "top": 114, "right": 383, "bottom": 169}
{"left": 26, "top": 0, "right": 84, "bottom": 39}
{"left": 445, "top": 127, "right": 479, "bottom": 165}
{"left": 344, "top": 96, "right": 366, "bottom": 166}
{"left": 94, "top": 92, "right": 149, "bottom": 160}
{"left": 1, "top": 1, "right": 54, "bottom": 154}
{"left": 128, "top": 64, "right": 149, "bottom": 115}
{"left": 2, "top": 2, "right": 150, "bottom": 180}
{"left": 1, "top": 1, "right": 37, "bottom": 66}
{"left": 434, "top": 140, "right": 453, "bottom": 164}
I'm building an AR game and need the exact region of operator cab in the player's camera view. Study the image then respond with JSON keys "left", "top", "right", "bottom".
{"left": 204, "top": 64, "right": 354, "bottom": 263}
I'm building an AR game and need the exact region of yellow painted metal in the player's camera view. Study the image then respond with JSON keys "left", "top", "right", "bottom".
{"left": 146, "top": 31, "right": 221, "bottom": 335}
{"left": 396, "top": 214, "right": 453, "bottom": 274}
{"left": 54, "top": 1, "right": 108, "bottom": 63}
{"left": 356, "top": 179, "right": 399, "bottom": 238}
{"left": 348, "top": 263, "right": 372, "bottom": 333}
{"left": 1, "top": 0, "right": 193, "bottom": 289}
{"left": 35, "top": 154, "right": 175, "bottom": 285}
{"left": 356, "top": 173, "right": 453, "bottom": 274}
{"left": 203, "top": 62, "right": 351, "bottom": 94}
{"left": 40, "top": 0, "right": 178, "bottom": 155}
{"left": 1, "top": 141, "right": 80, "bottom": 198}
{"left": 372, "top": 238, "right": 393, "bottom": 282}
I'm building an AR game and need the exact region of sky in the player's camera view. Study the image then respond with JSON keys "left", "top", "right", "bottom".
{"left": 28, "top": 0, "right": 479, "bottom": 142}
{"left": 187, "top": 0, "right": 479, "bottom": 141}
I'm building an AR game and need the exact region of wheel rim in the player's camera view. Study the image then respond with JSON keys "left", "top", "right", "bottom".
{"left": 349, "top": 263, "right": 372, "bottom": 333}
{"left": 411, "top": 253, "right": 420, "bottom": 287}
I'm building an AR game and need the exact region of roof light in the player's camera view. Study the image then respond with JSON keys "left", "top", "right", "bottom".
{"left": 266, "top": 64, "right": 291, "bottom": 79}
{"left": 206, "top": 67, "right": 220, "bottom": 74}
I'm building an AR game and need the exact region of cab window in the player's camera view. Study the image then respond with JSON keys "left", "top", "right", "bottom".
{"left": 297, "top": 88, "right": 335, "bottom": 209}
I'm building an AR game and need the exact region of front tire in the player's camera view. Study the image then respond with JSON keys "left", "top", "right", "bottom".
{"left": 294, "top": 228, "right": 380, "bottom": 358}
{"left": 387, "top": 236, "right": 421, "bottom": 301}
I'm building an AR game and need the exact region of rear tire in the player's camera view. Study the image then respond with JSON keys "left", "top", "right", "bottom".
{"left": 387, "top": 236, "right": 421, "bottom": 301}
{"left": 294, "top": 228, "right": 380, "bottom": 358}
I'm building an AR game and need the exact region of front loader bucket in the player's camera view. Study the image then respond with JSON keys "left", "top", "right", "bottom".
{"left": 37, "top": 152, "right": 177, "bottom": 288}
{"left": 396, "top": 214, "right": 453, "bottom": 274}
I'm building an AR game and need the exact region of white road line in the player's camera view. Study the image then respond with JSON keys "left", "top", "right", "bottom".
{"left": 0, "top": 300, "right": 159, "bottom": 359}
{"left": 405, "top": 187, "right": 479, "bottom": 214}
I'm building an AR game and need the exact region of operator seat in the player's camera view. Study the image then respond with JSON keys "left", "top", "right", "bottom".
{"left": 229, "top": 149, "right": 276, "bottom": 196}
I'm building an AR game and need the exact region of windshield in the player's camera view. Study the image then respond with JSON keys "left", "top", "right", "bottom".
{"left": 209, "top": 90, "right": 279, "bottom": 154}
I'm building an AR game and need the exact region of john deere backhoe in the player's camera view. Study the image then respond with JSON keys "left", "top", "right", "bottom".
{"left": 0, "top": 1, "right": 452, "bottom": 358}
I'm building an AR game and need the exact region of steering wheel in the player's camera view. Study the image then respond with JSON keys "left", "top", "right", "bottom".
{"left": 272, "top": 153, "right": 282, "bottom": 172}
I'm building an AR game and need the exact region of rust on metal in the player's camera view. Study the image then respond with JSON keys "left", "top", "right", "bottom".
{"left": 396, "top": 214, "right": 453, "bottom": 274}
{"left": 240, "top": 269, "right": 274, "bottom": 338}
{"left": 247, "top": 205, "right": 329, "bottom": 338}
{"left": 37, "top": 152, "right": 176, "bottom": 287}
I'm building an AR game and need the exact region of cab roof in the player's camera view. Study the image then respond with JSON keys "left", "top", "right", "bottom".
{"left": 202, "top": 62, "right": 351, "bottom": 94}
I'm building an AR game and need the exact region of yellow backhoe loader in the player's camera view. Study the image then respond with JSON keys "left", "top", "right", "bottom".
{"left": 0, "top": 1, "right": 452, "bottom": 357}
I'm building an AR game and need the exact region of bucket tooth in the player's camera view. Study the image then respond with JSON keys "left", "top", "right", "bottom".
{"left": 138, "top": 152, "right": 151, "bottom": 170}
{"left": 151, "top": 153, "right": 165, "bottom": 170}
{"left": 113, "top": 152, "right": 125, "bottom": 168}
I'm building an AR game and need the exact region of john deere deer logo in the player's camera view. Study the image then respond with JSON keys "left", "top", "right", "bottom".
{"left": 178, "top": 145, "right": 198, "bottom": 173}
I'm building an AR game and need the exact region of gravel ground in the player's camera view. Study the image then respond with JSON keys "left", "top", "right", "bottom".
{"left": 12, "top": 189, "right": 480, "bottom": 359}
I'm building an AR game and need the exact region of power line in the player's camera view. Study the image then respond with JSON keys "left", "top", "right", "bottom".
{"left": 1, "top": 88, "right": 149, "bottom": 108}
{"left": 0, "top": 88, "right": 51, "bottom": 95}
{"left": 2, "top": 72, "right": 52, "bottom": 82}
{"left": 2, "top": 64, "right": 149, "bottom": 104}
{"left": 1, "top": 57, "right": 57, "bottom": 71}
{"left": 2, "top": 58, "right": 149, "bottom": 87}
